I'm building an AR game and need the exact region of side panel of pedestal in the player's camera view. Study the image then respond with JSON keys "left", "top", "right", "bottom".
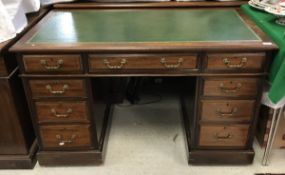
{"left": 0, "top": 69, "right": 37, "bottom": 169}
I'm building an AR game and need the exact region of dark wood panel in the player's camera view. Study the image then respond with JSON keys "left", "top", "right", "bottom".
{"left": 0, "top": 78, "right": 28, "bottom": 154}
{"left": 199, "top": 124, "right": 249, "bottom": 147}
{"left": 0, "top": 58, "right": 8, "bottom": 76}
{"left": 89, "top": 54, "right": 197, "bottom": 72}
{"left": 35, "top": 101, "right": 90, "bottom": 123}
{"left": 256, "top": 105, "right": 271, "bottom": 147}
{"left": 40, "top": 124, "right": 92, "bottom": 149}
{"left": 188, "top": 149, "right": 254, "bottom": 165}
{"left": 203, "top": 78, "right": 259, "bottom": 97}
{"left": 37, "top": 150, "right": 103, "bottom": 166}
{"left": 205, "top": 53, "right": 266, "bottom": 72}
{"left": 29, "top": 79, "right": 86, "bottom": 98}
{"left": 23, "top": 55, "right": 82, "bottom": 73}
{"left": 200, "top": 100, "right": 255, "bottom": 122}
{"left": 19, "top": 72, "right": 268, "bottom": 78}
{"left": 0, "top": 141, "right": 37, "bottom": 169}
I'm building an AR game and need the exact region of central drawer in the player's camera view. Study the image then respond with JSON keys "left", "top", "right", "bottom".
{"left": 29, "top": 79, "right": 87, "bottom": 98}
{"left": 40, "top": 124, "right": 92, "bottom": 149}
{"left": 88, "top": 54, "right": 197, "bottom": 72}
{"left": 35, "top": 101, "right": 90, "bottom": 123}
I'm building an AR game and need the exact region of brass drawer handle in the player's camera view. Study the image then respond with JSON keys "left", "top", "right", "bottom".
{"left": 216, "top": 107, "right": 238, "bottom": 117}
{"left": 160, "top": 58, "right": 184, "bottom": 68}
{"left": 219, "top": 82, "right": 242, "bottom": 93}
{"left": 223, "top": 57, "right": 247, "bottom": 68}
{"left": 51, "top": 108, "right": 73, "bottom": 118}
{"left": 214, "top": 132, "right": 233, "bottom": 140}
{"left": 46, "top": 84, "right": 69, "bottom": 95}
{"left": 56, "top": 134, "right": 77, "bottom": 146}
{"left": 40, "top": 59, "right": 64, "bottom": 70}
{"left": 103, "top": 58, "right": 127, "bottom": 69}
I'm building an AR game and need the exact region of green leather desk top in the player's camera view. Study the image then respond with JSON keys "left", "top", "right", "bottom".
{"left": 28, "top": 9, "right": 260, "bottom": 44}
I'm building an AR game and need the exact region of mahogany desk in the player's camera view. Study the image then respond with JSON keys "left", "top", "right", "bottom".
{"left": 11, "top": 8, "right": 277, "bottom": 166}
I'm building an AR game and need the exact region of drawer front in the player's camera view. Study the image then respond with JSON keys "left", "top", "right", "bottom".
{"left": 199, "top": 124, "right": 249, "bottom": 147}
{"left": 205, "top": 53, "right": 266, "bottom": 71}
{"left": 0, "top": 58, "right": 7, "bottom": 76}
{"left": 23, "top": 55, "right": 82, "bottom": 73}
{"left": 203, "top": 78, "right": 259, "bottom": 97}
{"left": 36, "top": 101, "right": 89, "bottom": 123}
{"left": 29, "top": 79, "right": 86, "bottom": 98}
{"left": 200, "top": 100, "right": 255, "bottom": 122}
{"left": 89, "top": 55, "right": 197, "bottom": 72}
{"left": 40, "top": 125, "right": 92, "bottom": 149}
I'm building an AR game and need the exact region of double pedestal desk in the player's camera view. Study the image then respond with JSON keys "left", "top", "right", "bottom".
{"left": 11, "top": 8, "right": 277, "bottom": 166}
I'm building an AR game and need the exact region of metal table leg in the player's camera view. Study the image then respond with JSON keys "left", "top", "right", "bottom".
{"left": 262, "top": 106, "right": 284, "bottom": 166}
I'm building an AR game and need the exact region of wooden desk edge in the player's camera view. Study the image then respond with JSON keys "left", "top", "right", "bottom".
{"left": 53, "top": 1, "right": 248, "bottom": 9}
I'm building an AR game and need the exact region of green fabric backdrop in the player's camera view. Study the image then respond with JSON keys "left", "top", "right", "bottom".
{"left": 241, "top": 5, "right": 285, "bottom": 104}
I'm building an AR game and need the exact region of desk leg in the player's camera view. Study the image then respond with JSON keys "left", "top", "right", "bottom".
{"left": 262, "top": 106, "right": 284, "bottom": 166}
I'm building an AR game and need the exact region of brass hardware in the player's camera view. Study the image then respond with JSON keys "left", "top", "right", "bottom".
{"left": 160, "top": 58, "right": 184, "bottom": 68}
{"left": 51, "top": 108, "right": 73, "bottom": 118}
{"left": 40, "top": 59, "right": 64, "bottom": 70}
{"left": 46, "top": 84, "right": 69, "bottom": 95}
{"left": 56, "top": 134, "right": 77, "bottom": 146}
{"left": 214, "top": 132, "right": 233, "bottom": 140}
{"left": 103, "top": 58, "right": 127, "bottom": 69}
{"left": 219, "top": 82, "right": 242, "bottom": 93}
{"left": 223, "top": 57, "right": 247, "bottom": 68}
{"left": 216, "top": 107, "right": 238, "bottom": 117}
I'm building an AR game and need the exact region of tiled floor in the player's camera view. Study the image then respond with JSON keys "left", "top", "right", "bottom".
{"left": 1, "top": 95, "right": 284, "bottom": 175}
